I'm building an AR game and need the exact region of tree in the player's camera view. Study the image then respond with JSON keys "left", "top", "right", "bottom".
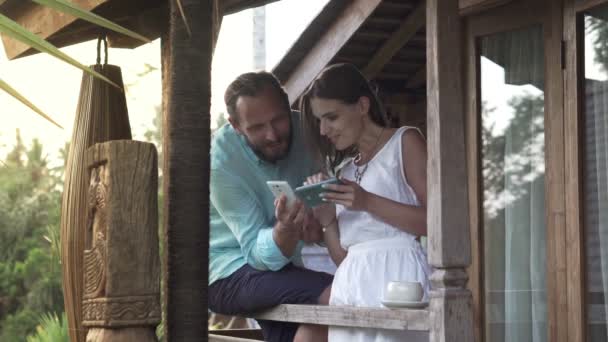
{"left": 0, "top": 133, "right": 64, "bottom": 340}
{"left": 481, "top": 93, "right": 544, "bottom": 219}
{"left": 587, "top": 14, "right": 608, "bottom": 73}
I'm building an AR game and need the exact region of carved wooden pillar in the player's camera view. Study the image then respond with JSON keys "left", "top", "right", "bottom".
{"left": 82, "top": 141, "right": 160, "bottom": 342}
{"left": 426, "top": 0, "right": 474, "bottom": 341}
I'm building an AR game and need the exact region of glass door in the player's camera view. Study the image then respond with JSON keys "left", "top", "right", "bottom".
{"left": 563, "top": 1, "right": 608, "bottom": 341}
{"left": 465, "top": 1, "right": 565, "bottom": 341}
{"left": 480, "top": 25, "right": 547, "bottom": 342}
{"left": 581, "top": 2, "right": 608, "bottom": 340}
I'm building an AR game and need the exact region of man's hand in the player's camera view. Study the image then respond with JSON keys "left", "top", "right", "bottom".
{"left": 273, "top": 195, "right": 306, "bottom": 257}
{"left": 275, "top": 195, "right": 306, "bottom": 234}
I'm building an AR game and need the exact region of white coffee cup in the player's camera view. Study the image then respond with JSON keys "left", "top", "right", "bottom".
{"left": 384, "top": 281, "right": 423, "bottom": 302}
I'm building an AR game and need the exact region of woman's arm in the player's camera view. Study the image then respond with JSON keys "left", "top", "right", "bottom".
{"left": 361, "top": 194, "right": 426, "bottom": 236}
{"left": 322, "top": 218, "right": 347, "bottom": 266}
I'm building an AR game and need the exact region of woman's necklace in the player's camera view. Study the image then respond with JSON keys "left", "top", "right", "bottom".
{"left": 353, "top": 127, "right": 384, "bottom": 184}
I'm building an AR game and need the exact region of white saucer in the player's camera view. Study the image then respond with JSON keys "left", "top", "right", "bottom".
{"left": 381, "top": 299, "right": 429, "bottom": 309}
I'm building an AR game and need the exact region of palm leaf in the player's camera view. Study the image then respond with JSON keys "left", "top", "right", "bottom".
{"left": 0, "top": 77, "right": 62, "bottom": 128}
{"left": 0, "top": 13, "right": 120, "bottom": 88}
{"left": 31, "top": 0, "right": 151, "bottom": 44}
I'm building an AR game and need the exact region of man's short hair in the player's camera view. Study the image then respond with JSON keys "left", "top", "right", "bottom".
{"left": 224, "top": 71, "right": 291, "bottom": 121}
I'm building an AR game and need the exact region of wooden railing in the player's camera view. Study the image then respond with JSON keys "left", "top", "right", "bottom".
{"left": 209, "top": 304, "right": 429, "bottom": 341}
{"left": 254, "top": 304, "right": 429, "bottom": 331}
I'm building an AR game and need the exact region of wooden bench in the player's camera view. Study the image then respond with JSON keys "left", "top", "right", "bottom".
{"left": 209, "top": 304, "right": 429, "bottom": 341}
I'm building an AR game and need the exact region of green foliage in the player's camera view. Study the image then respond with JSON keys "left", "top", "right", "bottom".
{"left": 588, "top": 13, "right": 608, "bottom": 73}
{"left": 25, "top": 312, "right": 68, "bottom": 342}
{"left": 0, "top": 131, "right": 65, "bottom": 340}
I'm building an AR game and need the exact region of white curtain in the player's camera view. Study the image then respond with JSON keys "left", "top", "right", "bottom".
{"left": 481, "top": 25, "right": 547, "bottom": 342}
{"left": 503, "top": 105, "right": 546, "bottom": 342}
{"left": 585, "top": 79, "right": 608, "bottom": 341}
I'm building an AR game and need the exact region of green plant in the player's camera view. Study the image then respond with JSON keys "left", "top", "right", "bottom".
{"left": 0, "top": 133, "right": 65, "bottom": 340}
{"left": 25, "top": 312, "right": 68, "bottom": 342}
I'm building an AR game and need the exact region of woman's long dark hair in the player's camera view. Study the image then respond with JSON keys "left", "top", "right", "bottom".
{"left": 299, "top": 63, "right": 389, "bottom": 174}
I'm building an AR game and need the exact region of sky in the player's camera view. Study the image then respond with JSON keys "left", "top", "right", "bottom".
{"left": 0, "top": 0, "right": 329, "bottom": 165}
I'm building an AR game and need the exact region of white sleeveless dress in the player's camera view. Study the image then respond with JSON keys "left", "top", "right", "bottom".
{"left": 328, "top": 126, "right": 431, "bottom": 342}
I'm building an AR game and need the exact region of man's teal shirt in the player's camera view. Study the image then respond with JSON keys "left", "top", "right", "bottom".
{"left": 209, "top": 112, "right": 315, "bottom": 285}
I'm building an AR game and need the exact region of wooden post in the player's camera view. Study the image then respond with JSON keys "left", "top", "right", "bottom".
{"left": 426, "top": 0, "right": 474, "bottom": 341}
{"left": 161, "top": 0, "right": 217, "bottom": 340}
{"left": 82, "top": 141, "right": 160, "bottom": 342}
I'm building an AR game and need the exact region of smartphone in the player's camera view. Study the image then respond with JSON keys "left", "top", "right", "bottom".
{"left": 295, "top": 177, "right": 342, "bottom": 208}
{"left": 266, "top": 181, "right": 297, "bottom": 208}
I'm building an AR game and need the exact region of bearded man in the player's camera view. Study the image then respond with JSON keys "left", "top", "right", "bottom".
{"left": 208, "top": 71, "right": 333, "bottom": 342}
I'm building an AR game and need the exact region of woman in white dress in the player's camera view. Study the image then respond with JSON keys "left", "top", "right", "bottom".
{"left": 299, "top": 63, "right": 431, "bottom": 342}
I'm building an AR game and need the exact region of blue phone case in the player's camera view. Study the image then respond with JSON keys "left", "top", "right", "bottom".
{"left": 295, "top": 177, "right": 342, "bottom": 208}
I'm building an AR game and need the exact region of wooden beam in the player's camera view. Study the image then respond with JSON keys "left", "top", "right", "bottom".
{"left": 363, "top": 1, "right": 425, "bottom": 79}
{"left": 426, "top": 0, "right": 474, "bottom": 341}
{"left": 405, "top": 66, "right": 426, "bottom": 88}
{"left": 105, "top": 5, "right": 167, "bottom": 49}
{"left": 458, "top": 0, "right": 512, "bottom": 16}
{"left": 208, "top": 329, "right": 264, "bottom": 340}
{"left": 464, "top": 16, "right": 483, "bottom": 342}
{"left": 1, "top": 0, "right": 107, "bottom": 60}
{"left": 574, "top": 0, "right": 608, "bottom": 11}
{"left": 283, "top": 0, "right": 383, "bottom": 105}
{"left": 563, "top": 1, "right": 585, "bottom": 342}
{"left": 253, "top": 304, "right": 430, "bottom": 331}
{"left": 356, "top": 30, "right": 392, "bottom": 40}
{"left": 209, "top": 334, "right": 260, "bottom": 342}
{"left": 376, "top": 71, "right": 414, "bottom": 80}
{"left": 1, "top": 0, "right": 223, "bottom": 59}
{"left": 367, "top": 17, "right": 402, "bottom": 26}
{"left": 221, "top": 0, "right": 279, "bottom": 15}
{"left": 161, "top": 0, "right": 215, "bottom": 340}
{"left": 543, "top": 0, "right": 568, "bottom": 341}
{"left": 380, "top": 1, "right": 416, "bottom": 11}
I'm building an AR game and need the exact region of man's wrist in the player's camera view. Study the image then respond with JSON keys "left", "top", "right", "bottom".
{"left": 273, "top": 222, "right": 300, "bottom": 246}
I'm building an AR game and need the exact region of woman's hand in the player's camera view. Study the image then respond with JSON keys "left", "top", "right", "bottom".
{"left": 304, "top": 173, "right": 336, "bottom": 225}
{"left": 303, "top": 172, "right": 328, "bottom": 186}
{"left": 321, "top": 178, "right": 370, "bottom": 211}
{"left": 312, "top": 202, "right": 336, "bottom": 227}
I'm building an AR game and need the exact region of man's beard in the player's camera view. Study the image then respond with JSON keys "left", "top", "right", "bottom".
{"left": 246, "top": 132, "right": 292, "bottom": 163}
